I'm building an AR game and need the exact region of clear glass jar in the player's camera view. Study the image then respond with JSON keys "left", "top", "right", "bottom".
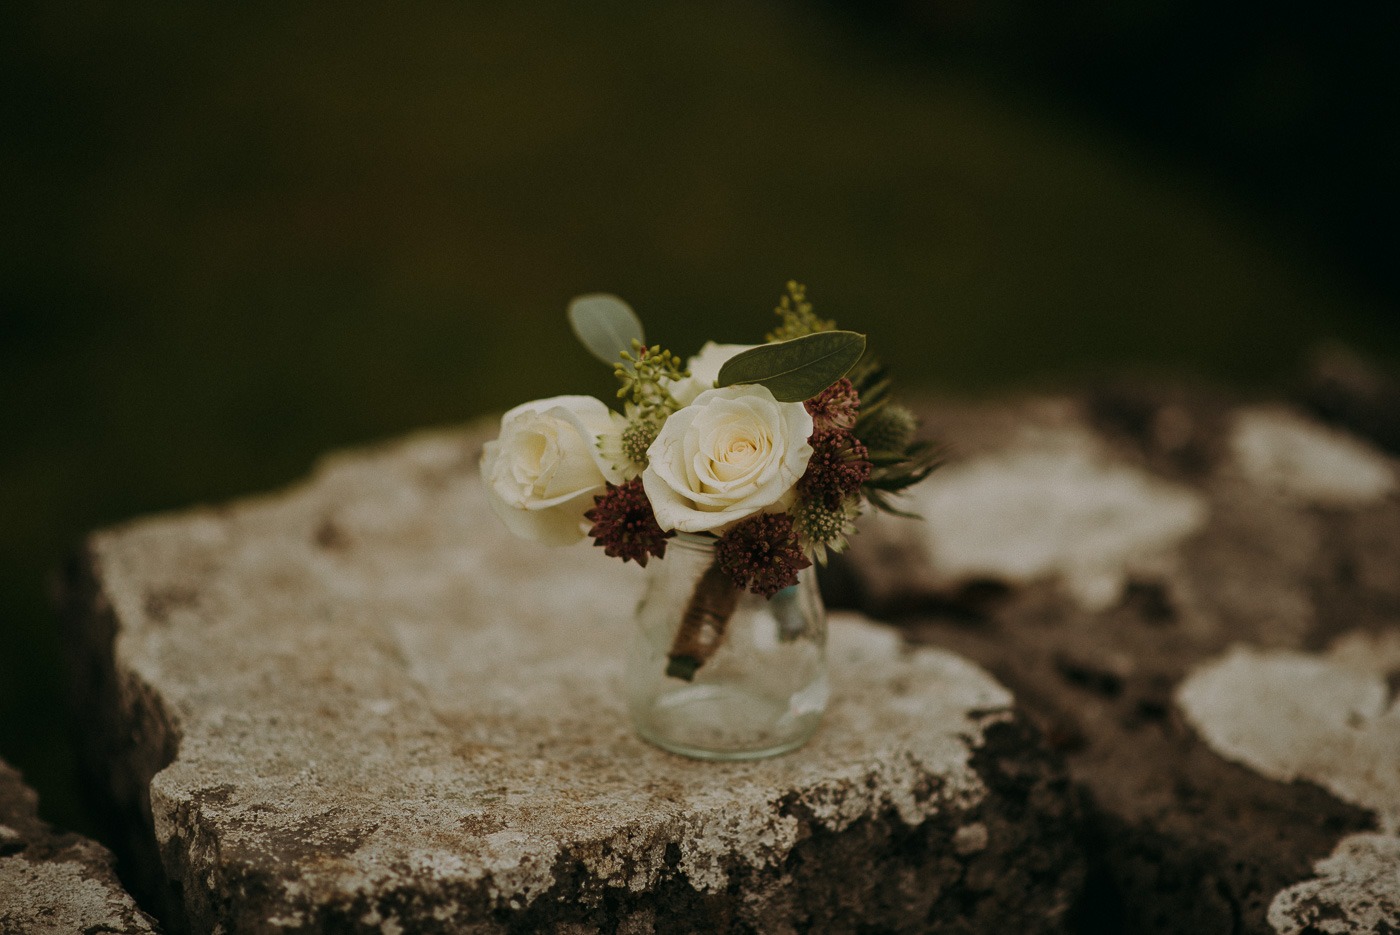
{"left": 625, "top": 533, "right": 828, "bottom": 760}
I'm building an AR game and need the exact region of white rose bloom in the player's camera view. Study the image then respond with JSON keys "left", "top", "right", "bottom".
{"left": 643, "top": 384, "right": 814, "bottom": 533}
{"left": 480, "top": 395, "right": 627, "bottom": 545}
{"left": 667, "top": 341, "right": 760, "bottom": 407}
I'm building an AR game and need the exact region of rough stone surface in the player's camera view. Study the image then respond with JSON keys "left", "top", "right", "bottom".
{"left": 870, "top": 421, "right": 1207, "bottom": 611}
{"left": 1177, "top": 637, "right": 1400, "bottom": 830}
{"left": 0, "top": 758, "right": 158, "bottom": 935}
{"left": 1300, "top": 345, "right": 1400, "bottom": 458}
{"left": 1178, "top": 635, "right": 1400, "bottom": 933}
{"left": 1229, "top": 405, "right": 1396, "bottom": 505}
{"left": 1267, "top": 834, "right": 1400, "bottom": 935}
{"left": 63, "top": 424, "right": 1084, "bottom": 933}
{"left": 833, "top": 384, "right": 1400, "bottom": 934}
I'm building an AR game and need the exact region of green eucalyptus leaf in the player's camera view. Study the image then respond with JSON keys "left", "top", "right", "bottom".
{"left": 567, "top": 294, "right": 645, "bottom": 366}
{"left": 716, "top": 330, "right": 867, "bottom": 402}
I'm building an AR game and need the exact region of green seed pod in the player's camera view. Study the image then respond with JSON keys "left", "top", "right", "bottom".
{"left": 860, "top": 404, "right": 916, "bottom": 454}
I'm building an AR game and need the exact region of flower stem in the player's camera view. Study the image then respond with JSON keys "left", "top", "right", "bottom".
{"left": 665, "top": 557, "right": 740, "bottom": 681}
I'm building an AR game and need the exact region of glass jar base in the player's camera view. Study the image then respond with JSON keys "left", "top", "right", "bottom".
{"left": 630, "top": 681, "right": 824, "bottom": 761}
{"left": 635, "top": 727, "right": 816, "bottom": 761}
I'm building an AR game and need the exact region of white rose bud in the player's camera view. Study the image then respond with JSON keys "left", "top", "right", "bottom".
{"left": 666, "top": 341, "right": 760, "bottom": 407}
{"left": 480, "top": 395, "right": 626, "bottom": 545}
{"left": 643, "top": 384, "right": 814, "bottom": 534}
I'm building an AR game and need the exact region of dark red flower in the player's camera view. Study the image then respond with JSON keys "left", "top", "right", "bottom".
{"left": 585, "top": 478, "right": 672, "bottom": 566}
{"left": 804, "top": 378, "right": 860, "bottom": 433}
{"left": 715, "top": 512, "right": 812, "bottom": 597}
{"left": 798, "top": 429, "right": 872, "bottom": 509}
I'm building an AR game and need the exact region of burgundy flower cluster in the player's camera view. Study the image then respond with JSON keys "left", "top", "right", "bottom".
{"left": 804, "top": 377, "right": 860, "bottom": 433}
{"left": 798, "top": 377, "right": 871, "bottom": 509}
{"left": 714, "top": 513, "right": 812, "bottom": 598}
{"left": 585, "top": 478, "right": 672, "bottom": 567}
{"left": 798, "top": 429, "right": 872, "bottom": 509}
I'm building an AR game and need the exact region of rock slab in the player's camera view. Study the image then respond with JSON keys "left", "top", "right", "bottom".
{"left": 63, "top": 425, "right": 1083, "bottom": 933}
{"left": 837, "top": 388, "right": 1400, "bottom": 934}
{"left": 1177, "top": 637, "right": 1400, "bottom": 934}
{"left": 0, "top": 758, "right": 157, "bottom": 935}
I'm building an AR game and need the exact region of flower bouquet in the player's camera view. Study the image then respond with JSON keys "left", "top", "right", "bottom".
{"left": 482, "top": 283, "right": 937, "bottom": 756}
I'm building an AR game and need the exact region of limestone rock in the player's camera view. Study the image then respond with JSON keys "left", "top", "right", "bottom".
{"left": 1176, "top": 639, "right": 1400, "bottom": 829}
{"left": 62, "top": 425, "right": 1083, "bottom": 933}
{"left": 1177, "top": 636, "right": 1400, "bottom": 933}
{"left": 0, "top": 758, "right": 158, "bottom": 935}
{"left": 1228, "top": 405, "right": 1396, "bottom": 505}
{"left": 862, "top": 424, "right": 1207, "bottom": 611}
{"left": 1267, "top": 834, "right": 1400, "bottom": 935}
{"left": 835, "top": 388, "right": 1400, "bottom": 934}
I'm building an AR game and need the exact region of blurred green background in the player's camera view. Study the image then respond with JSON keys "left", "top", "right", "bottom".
{"left": 3, "top": 0, "right": 1396, "bottom": 835}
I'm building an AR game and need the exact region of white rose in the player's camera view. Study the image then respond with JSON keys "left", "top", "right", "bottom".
{"left": 480, "top": 395, "right": 626, "bottom": 545}
{"left": 667, "top": 341, "right": 760, "bottom": 407}
{"left": 643, "top": 384, "right": 814, "bottom": 533}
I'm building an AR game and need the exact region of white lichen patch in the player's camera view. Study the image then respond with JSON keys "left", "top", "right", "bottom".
{"left": 0, "top": 857, "right": 155, "bottom": 935}
{"left": 1230, "top": 406, "right": 1396, "bottom": 505}
{"left": 1176, "top": 639, "right": 1400, "bottom": 831}
{"left": 674, "top": 795, "right": 803, "bottom": 893}
{"left": 1179, "top": 644, "right": 1394, "bottom": 812}
{"left": 1268, "top": 834, "right": 1400, "bottom": 935}
{"left": 1177, "top": 635, "right": 1400, "bottom": 933}
{"left": 903, "top": 435, "right": 1207, "bottom": 610}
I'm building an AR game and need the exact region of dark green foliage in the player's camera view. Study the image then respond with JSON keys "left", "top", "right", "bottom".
{"left": 717, "top": 331, "right": 867, "bottom": 403}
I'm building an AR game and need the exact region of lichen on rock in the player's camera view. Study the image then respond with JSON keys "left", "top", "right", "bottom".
{"left": 862, "top": 423, "right": 1207, "bottom": 611}
{"left": 1177, "top": 634, "right": 1400, "bottom": 933}
{"left": 0, "top": 759, "right": 157, "bottom": 935}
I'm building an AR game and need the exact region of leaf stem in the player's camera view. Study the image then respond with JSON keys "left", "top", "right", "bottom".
{"left": 665, "top": 557, "right": 740, "bottom": 681}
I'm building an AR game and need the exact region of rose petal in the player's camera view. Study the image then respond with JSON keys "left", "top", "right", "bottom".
{"left": 487, "top": 484, "right": 595, "bottom": 544}
{"left": 480, "top": 394, "right": 619, "bottom": 545}
{"left": 643, "top": 384, "right": 814, "bottom": 531}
